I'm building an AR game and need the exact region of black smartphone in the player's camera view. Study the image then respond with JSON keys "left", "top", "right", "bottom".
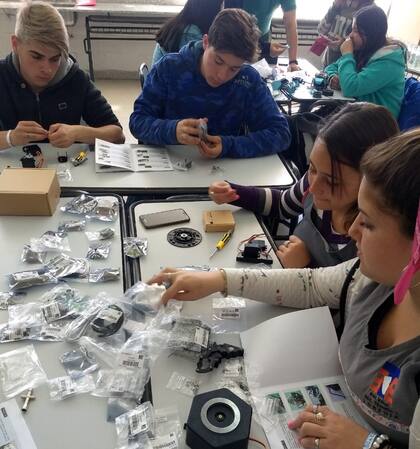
{"left": 139, "top": 208, "right": 190, "bottom": 229}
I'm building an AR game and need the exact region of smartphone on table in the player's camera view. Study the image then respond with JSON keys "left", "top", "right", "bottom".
{"left": 139, "top": 208, "right": 190, "bottom": 229}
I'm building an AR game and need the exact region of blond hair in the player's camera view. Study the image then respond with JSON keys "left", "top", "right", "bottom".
{"left": 15, "top": 1, "right": 69, "bottom": 57}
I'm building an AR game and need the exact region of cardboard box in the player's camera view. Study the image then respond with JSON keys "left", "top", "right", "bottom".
{"left": 0, "top": 168, "right": 60, "bottom": 216}
{"left": 203, "top": 210, "right": 235, "bottom": 232}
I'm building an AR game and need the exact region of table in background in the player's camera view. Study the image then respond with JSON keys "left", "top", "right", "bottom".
{"left": 0, "top": 194, "right": 129, "bottom": 449}
{"left": 129, "top": 199, "right": 295, "bottom": 449}
{"left": 0, "top": 144, "right": 296, "bottom": 197}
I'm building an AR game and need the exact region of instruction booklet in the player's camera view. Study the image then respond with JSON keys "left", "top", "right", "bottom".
{"left": 240, "top": 307, "right": 372, "bottom": 449}
{"left": 95, "top": 139, "right": 173, "bottom": 172}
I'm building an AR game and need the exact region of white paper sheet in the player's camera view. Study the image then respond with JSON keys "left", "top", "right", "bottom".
{"left": 95, "top": 139, "right": 173, "bottom": 172}
{"left": 0, "top": 399, "right": 37, "bottom": 449}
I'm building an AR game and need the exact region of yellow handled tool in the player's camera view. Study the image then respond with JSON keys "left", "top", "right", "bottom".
{"left": 209, "top": 229, "right": 234, "bottom": 258}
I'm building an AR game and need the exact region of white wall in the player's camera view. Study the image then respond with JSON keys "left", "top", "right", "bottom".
{"left": 387, "top": 0, "right": 420, "bottom": 45}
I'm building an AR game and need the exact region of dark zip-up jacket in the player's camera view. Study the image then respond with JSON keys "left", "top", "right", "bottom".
{"left": 0, "top": 53, "right": 121, "bottom": 133}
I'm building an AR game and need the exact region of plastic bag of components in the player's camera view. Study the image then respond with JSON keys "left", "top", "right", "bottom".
{"left": 216, "top": 359, "right": 251, "bottom": 404}
{"left": 44, "top": 254, "right": 90, "bottom": 279}
{"left": 115, "top": 401, "right": 155, "bottom": 447}
{"left": 85, "top": 227, "right": 115, "bottom": 241}
{"left": 118, "top": 329, "right": 168, "bottom": 372}
{"left": 58, "top": 219, "right": 86, "bottom": 233}
{"left": 31, "top": 230, "right": 70, "bottom": 252}
{"left": 93, "top": 367, "right": 148, "bottom": 399}
{"left": 79, "top": 336, "right": 121, "bottom": 369}
{"left": 107, "top": 397, "right": 139, "bottom": 423}
{"left": 89, "top": 267, "right": 120, "bottom": 283}
{"left": 147, "top": 300, "right": 183, "bottom": 333}
{"left": 8, "top": 302, "right": 43, "bottom": 328}
{"left": 86, "top": 197, "right": 119, "bottom": 222}
{"left": 59, "top": 347, "right": 98, "bottom": 379}
{"left": 8, "top": 269, "right": 57, "bottom": 291}
{"left": 40, "top": 286, "right": 88, "bottom": 324}
{"left": 212, "top": 296, "right": 247, "bottom": 334}
{"left": 0, "top": 291, "right": 26, "bottom": 310}
{"left": 56, "top": 167, "right": 73, "bottom": 182}
{"left": 86, "top": 241, "right": 111, "bottom": 260}
{"left": 166, "top": 371, "right": 200, "bottom": 397}
{"left": 123, "top": 282, "right": 165, "bottom": 317}
{"left": 167, "top": 317, "right": 211, "bottom": 354}
{"left": 0, "top": 323, "right": 33, "bottom": 343}
{"left": 48, "top": 374, "right": 95, "bottom": 400}
{"left": 123, "top": 237, "right": 148, "bottom": 258}
{"left": 61, "top": 194, "right": 98, "bottom": 216}
{"left": 0, "top": 345, "right": 47, "bottom": 398}
{"left": 21, "top": 244, "right": 48, "bottom": 264}
{"left": 215, "top": 378, "right": 251, "bottom": 404}
{"left": 150, "top": 406, "right": 182, "bottom": 449}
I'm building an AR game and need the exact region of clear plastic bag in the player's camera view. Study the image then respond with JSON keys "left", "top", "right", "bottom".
{"left": 87, "top": 197, "right": 119, "bottom": 222}
{"left": 123, "top": 238, "right": 148, "bottom": 258}
{"left": 86, "top": 241, "right": 111, "bottom": 260}
{"left": 0, "top": 323, "right": 33, "bottom": 343}
{"left": 167, "top": 317, "right": 211, "bottom": 354}
{"left": 56, "top": 167, "right": 73, "bottom": 182}
{"left": 79, "top": 336, "right": 121, "bottom": 369}
{"left": 40, "top": 286, "right": 89, "bottom": 323}
{"left": 59, "top": 347, "right": 98, "bottom": 379}
{"left": 115, "top": 401, "right": 155, "bottom": 445}
{"left": 89, "top": 268, "right": 120, "bottom": 283}
{"left": 212, "top": 296, "right": 247, "bottom": 333}
{"left": 166, "top": 371, "right": 200, "bottom": 397}
{"left": 0, "top": 292, "right": 26, "bottom": 310}
{"left": 107, "top": 397, "right": 139, "bottom": 422}
{"left": 31, "top": 231, "right": 70, "bottom": 252}
{"left": 124, "top": 282, "right": 165, "bottom": 316}
{"left": 58, "top": 219, "right": 86, "bottom": 233}
{"left": 48, "top": 374, "right": 95, "bottom": 400}
{"left": 150, "top": 406, "right": 182, "bottom": 449}
{"left": 61, "top": 194, "right": 98, "bottom": 215}
{"left": 8, "top": 269, "right": 57, "bottom": 290}
{"left": 20, "top": 244, "right": 48, "bottom": 264}
{"left": 85, "top": 227, "right": 115, "bottom": 241}
{"left": 44, "top": 254, "right": 90, "bottom": 279}
{"left": 93, "top": 367, "right": 148, "bottom": 399}
{"left": 0, "top": 345, "right": 47, "bottom": 398}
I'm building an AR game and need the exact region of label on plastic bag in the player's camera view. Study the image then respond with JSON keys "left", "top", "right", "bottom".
{"left": 42, "top": 301, "right": 62, "bottom": 322}
{"left": 152, "top": 432, "right": 178, "bottom": 449}
{"left": 97, "top": 307, "right": 122, "bottom": 324}
{"left": 194, "top": 327, "right": 209, "bottom": 348}
{"left": 58, "top": 377, "right": 75, "bottom": 396}
{"left": 216, "top": 307, "right": 240, "bottom": 320}
{"left": 128, "top": 409, "right": 149, "bottom": 436}
{"left": 118, "top": 352, "right": 144, "bottom": 369}
{"left": 223, "top": 359, "right": 243, "bottom": 377}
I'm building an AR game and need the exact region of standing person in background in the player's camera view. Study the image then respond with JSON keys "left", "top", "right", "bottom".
{"left": 324, "top": 4, "right": 406, "bottom": 119}
{"left": 317, "top": 0, "right": 374, "bottom": 67}
{"left": 224, "top": 0, "right": 300, "bottom": 71}
{"left": 152, "top": 0, "right": 223, "bottom": 66}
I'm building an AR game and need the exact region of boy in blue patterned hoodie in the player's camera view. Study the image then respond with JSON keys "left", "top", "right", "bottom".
{"left": 129, "top": 8, "right": 291, "bottom": 159}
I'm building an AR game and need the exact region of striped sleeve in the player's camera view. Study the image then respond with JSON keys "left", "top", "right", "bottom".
{"left": 230, "top": 172, "right": 309, "bottom": 220}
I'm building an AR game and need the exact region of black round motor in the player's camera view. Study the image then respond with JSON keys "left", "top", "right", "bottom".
{"left": 167, "top": 227, "right": 202, "bottom": 248}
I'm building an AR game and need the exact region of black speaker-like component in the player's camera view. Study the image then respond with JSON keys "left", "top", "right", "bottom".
{"left": 185, "top": 388, "right": 252, "bottom": 449}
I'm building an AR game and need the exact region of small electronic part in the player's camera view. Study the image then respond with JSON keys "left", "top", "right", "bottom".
{"left": 322, "top": 87, "right": 334, "bottom": 97}
{"left": 167, "top": 227, "right": 202, "bottom": 248}
{"left": 312, "top": 90, "right": 322, "bottom": 98}
{"left": 57, "top": 152, "right": 68, "bottom": 163}
{"left": 71, "top": 150, "right": 88, "bottom": 167}
{"left": 236, "top": 238, "right": 273, "bottom": 265}
{"left": 196, "top": 343, "right": 244, "bottom": 373}
{"left": 312, "top": 72, "right": 328, "bottom": 91}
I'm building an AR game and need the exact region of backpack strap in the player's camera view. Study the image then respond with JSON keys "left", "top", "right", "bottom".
{"left": 336, "top": 259, "right": 361, "bottom": 340}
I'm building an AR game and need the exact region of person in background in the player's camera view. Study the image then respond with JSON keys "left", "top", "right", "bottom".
{"left": 152, "top": 0, "right": 223, "bottom": 66}
{"left": 224, "top": 0, "right": 300, "bottom": 71}
{"left": 208, "top": 103, "right": 398, "bottom": 268}
{"left": 324, "top": 4, "right": 406, "bottom": 118}
{"left": 150, "top": 128, "right": 420, "bottom": 449}
{"left": 317, "top": 0, "right": 374, "bottom": 67}
{"left": 130, "top": 9, "right": 290, "bottom": 159}
{"left": 0, "top": 1, "right": 124, "bottom": 151}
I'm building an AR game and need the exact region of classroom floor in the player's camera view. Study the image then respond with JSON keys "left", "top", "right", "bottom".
{"left": 96, "top": 79, "right": 141, "bottom": 143}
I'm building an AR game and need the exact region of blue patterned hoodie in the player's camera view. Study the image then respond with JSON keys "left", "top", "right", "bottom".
{"left": 129, "top": 40, "right": 290, "bottom": 158}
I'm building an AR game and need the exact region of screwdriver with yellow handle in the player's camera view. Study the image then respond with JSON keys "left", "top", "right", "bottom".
{"left": 209, "top": 229, "right": 234, "bottom": 258}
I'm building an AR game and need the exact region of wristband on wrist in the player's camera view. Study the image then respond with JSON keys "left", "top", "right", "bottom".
{"left": 289, "top": 59, "right": 298, "bottom": 65}
{"left": 5, "top": 130, "right": 13, "bottom": 148}
{"left": 219, "top": 268, "right": 227, "bottom": 297}
{"left": 371, "top": 434, "right": 390, "bottom": 449}
{"left": 363, "top": 433, "right": 378, "bottom": 449}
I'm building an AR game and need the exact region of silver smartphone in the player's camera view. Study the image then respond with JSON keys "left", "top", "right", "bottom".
{"left": 139, "top": 208, "right": 190, "bottom": 229}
